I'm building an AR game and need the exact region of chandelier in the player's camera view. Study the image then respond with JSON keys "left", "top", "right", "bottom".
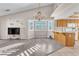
{"left": 35, "top": 3, "right": 44, "bottom": 20}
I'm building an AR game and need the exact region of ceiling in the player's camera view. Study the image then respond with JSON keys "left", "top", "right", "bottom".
{"left": 51, "top": 3, "right": 79, "bottom": 19}
{"left": 0, "top": 3, "right": 53, "bottom": 16}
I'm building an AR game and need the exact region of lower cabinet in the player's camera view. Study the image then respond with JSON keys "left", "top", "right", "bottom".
{"left": 54, "top": 32, "right": 75, "bottom": 47}
{"left": 66, "top": 33, "right": 75, "bottom": 47}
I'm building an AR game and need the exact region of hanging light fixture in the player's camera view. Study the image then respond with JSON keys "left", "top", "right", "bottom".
{"left": 35, "top": 3, "right": 44, "bottom": 20}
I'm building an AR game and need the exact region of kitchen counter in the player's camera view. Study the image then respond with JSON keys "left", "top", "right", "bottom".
{"left": 53, "top": 31, "right": 75, "bottom": 47}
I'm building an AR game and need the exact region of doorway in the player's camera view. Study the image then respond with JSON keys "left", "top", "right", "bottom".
{"left": 34, "top": 20, "right": 48, "bottom": 39}
{"left": 28, "top": 20, "right": 53, "bottom": 39}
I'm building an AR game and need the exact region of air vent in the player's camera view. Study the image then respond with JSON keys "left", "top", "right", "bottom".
{"left": 5, "top": 9, "right": 10, "bottom": 12}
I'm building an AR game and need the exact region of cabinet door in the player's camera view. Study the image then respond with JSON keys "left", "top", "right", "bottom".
{"left": 66, "top": 33, "right": 75, "bottom": 47}
{"left": 78, "top": 32, "right": 79, "bottom": 40}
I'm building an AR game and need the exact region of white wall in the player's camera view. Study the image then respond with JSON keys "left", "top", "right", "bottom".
{"left": 0, "top": 4, "right": 55, "bottom": 39}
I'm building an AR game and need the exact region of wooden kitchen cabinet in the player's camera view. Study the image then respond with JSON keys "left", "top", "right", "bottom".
{"left": 65, "top": 33, "right": 75, "bottom": 47}
{"left": 54, "top": 32, "right": 75, "bottom": 47}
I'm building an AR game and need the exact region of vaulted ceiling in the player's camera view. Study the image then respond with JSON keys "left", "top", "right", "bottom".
{"left": 0, "top": 3, "right": 58, "bottom": 16}
{"left": 51, "top": 3, "right": 79, "bottom": 19}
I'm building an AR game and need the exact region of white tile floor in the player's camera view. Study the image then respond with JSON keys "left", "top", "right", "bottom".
{"left": 49, "top": 41, "right": 79, "bottom": 56}
{"left": 0, "top": 39, "right": 63, "bottom": 56}
{"left": 18, "top": 44, "right": 41, "bottom": 56}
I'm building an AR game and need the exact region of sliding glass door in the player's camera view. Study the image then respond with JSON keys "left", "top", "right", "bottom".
{"left": 34, "top": 20, "right": 48, "bottom": 39}
{"left": 28, "top": 20, "right": 53, "bottom": 39}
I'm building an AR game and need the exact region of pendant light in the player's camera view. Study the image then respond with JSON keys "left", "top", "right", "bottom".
{"left": 35, "top": 3, "right": 44, "bottom": 20}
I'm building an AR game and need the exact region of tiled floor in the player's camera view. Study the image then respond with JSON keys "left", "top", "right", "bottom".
{"left": 49, "top": 41, "right": 79, "bottom": 56}
{"left": 1, "top": 39, "right": 79, "bottom": 56}
{"left": 0, "top": 39, "right": 63, "bottom": 56}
